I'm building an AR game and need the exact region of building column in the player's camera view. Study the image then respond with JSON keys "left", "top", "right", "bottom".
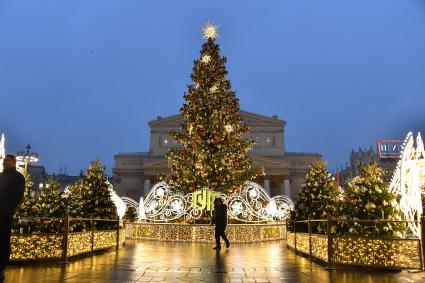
{"left": 144, "top": 178, "right": 151, "bottom": 196}
{"left": 263, "top": 176, "right": 270, "bottom": 196}
{"left": 283, "top": 179, "right": 291, "bottom": 197}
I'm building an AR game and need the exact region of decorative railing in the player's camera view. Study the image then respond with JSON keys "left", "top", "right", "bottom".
{"left": 286, "top": 217, "right": 424, "bottom": 270}
{"left": 126, "top": 222, "right": 286, "bottom": 243}
{"left": 10, "top": 217, "right": 125, "bottom": 262}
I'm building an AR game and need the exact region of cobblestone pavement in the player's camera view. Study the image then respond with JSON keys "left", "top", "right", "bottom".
{"left": 4, "top": 240, "right": 425, "bottom": 282}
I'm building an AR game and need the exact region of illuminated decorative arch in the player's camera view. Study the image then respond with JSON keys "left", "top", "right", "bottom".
{"left": 123, "top": 181, "right": 294, "bottom": 223}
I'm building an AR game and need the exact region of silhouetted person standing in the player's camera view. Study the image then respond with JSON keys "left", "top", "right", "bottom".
{"left": 0, "top": 155, "right": 25, "bottom": 281}
{"left": 211, "top": 197, "right": 230, "bottom": 250}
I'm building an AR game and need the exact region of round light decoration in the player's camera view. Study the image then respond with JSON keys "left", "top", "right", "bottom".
{"left": 201, "top": 54, "right": 211, "bottom": 64}
{"left": 224, "top": 124, "right": 234, "bottom": 133}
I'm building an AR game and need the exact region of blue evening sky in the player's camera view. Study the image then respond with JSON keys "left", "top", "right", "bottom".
{"left": 1, "top": 0, "right": 424, "bottom": 175}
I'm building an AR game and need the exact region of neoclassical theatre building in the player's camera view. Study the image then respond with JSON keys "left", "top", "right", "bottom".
{"left": 113, "top": 111, "right": 321, "bottom": 201}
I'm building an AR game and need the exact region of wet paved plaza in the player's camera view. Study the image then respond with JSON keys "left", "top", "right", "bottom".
{"left": 4, "top": 240, "right": 425, "bottom": 283}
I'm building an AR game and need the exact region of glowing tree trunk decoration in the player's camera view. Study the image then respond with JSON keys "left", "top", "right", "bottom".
{"left": 388, "top": 132, "right": 425, "bottom": 237}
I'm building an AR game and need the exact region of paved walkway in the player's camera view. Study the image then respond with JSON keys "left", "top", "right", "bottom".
{"left": 4, "top": 240, "right": 425, "bottom": 282}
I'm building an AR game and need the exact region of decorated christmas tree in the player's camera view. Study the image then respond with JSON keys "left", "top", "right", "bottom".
{"left": 162, "top": 24, "right": 259, "bottom": 194}
{"left": 338, "top": 163, "right": 406, "bottom": 238}
{"left": 36, "top": 177, "right": 66, "bottom": 233}
{"left": 292, "top": 161, "right": 339, "bottom": 233}
{"left": 14, "top": 174, "right": 38, "bottom": 233}
{"left": 69, "top": 159, "right": 117, "bottom": 230}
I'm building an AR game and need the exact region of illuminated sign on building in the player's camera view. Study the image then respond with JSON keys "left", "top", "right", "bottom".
{"left": 377, "top": 140, "right": 402, "bottom": 159}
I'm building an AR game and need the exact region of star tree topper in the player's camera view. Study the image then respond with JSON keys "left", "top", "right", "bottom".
{"left": 202, "top": 23, "right": 219, "bottom": 40}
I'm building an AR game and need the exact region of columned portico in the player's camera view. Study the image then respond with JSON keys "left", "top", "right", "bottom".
{"left": 144, "top": 178, "right": 151, "bottom": 195}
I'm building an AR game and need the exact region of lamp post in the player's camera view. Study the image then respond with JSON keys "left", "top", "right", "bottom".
{"left": 16, "top": 144, "right": 39, "bottom": 177}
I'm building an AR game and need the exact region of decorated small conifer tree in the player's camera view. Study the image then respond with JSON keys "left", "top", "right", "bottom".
{"left": 14, "top": 174, "right": 38, "bottom": 233}
{"left": 161, "top": 24, "right": 259, "bottom": 194}
{"left": 292, "top": 161, "right": 339, "bottom": 233}
{"left": 36, "top": 177, "right": 66, "bottom": 233}
{"left": 124, "top": 207, "right": 138, "bottom": 222}
{"left": 69, "top": 159, "right": 117, "bottom": 230}
{"left": 338, "top": 163, "right": 406, "bottom": 238}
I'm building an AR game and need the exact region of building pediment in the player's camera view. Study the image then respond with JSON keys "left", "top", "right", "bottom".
{"left": 148, "top": 111, "right": 286, "bottom": 129}
{"left": 251, "top": 156, "right": 290, "bottom": 169}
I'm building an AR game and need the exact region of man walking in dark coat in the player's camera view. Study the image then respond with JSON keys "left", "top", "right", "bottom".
{"left": 0, "top": 155, "right": 25, "bottom": 281}
{"left": 211, "top": 197, "right": 230, "bottom": 250}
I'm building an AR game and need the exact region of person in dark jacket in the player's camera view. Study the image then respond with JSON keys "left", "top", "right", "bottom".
{"left": 211, "top": 197, "right": 230, "bottom": 250}
{"left": 0, "top": 155, "right": 25, "bottom": 281}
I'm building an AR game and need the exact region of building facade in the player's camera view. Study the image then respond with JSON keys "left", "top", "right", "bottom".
{"left": 113, "top": 111, "right": 321, "bottom": 200}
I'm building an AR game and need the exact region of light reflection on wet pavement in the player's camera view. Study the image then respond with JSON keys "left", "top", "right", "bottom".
{"left": 4, "top": 240, "right": 425, "bottom": 282}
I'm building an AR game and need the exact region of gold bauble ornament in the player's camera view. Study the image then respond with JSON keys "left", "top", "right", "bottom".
{"left": 365, "top": 201, "right": 376, "bottom": 210}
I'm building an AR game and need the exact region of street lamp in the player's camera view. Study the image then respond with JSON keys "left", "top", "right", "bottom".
{"left": 16, "top": 144, "right": 39, "bottom": 177}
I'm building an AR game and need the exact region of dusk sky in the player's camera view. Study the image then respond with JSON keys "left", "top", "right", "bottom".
{"left": 1, "top": 0, "right": 424, "bottom": 175}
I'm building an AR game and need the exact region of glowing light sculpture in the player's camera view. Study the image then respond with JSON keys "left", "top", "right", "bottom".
{"left": 106, "top": 181, "right": 127, "bottom": 219}
{"left": 123, "top": 181, "right": 294, "bottom": 223}
{"left": 388, "top": 132, "right": 425, "bottom": 237}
